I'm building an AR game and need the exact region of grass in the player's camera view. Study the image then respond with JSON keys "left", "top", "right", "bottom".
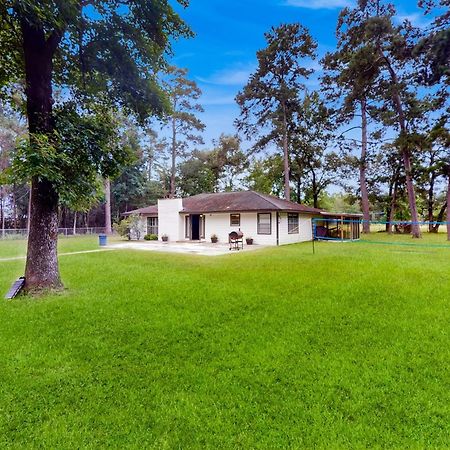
{"left": 0, "top": 235, "right": 449, "bottom": 448}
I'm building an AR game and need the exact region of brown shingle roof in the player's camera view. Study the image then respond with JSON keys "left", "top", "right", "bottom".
{"left": 123, "top": 204, "right": 158, "bottom": 216}
{"left": 181, "top": 191, "right": 323, "bottom": 214}
{"left": 124, "top": 191, "right": 325, "bottom": 216}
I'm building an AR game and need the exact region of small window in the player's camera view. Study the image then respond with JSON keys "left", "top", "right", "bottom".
{"left": 147, "top": 217, "right": 158, "bottom": 235}
{"left": 230, "top": 214, "right": 240, "bottom": 227}
{"left": 257, "top": 213, "right": 272, "bottom": 235}
{"left": 288, "top": 213, "right": 299, "bottom": 234}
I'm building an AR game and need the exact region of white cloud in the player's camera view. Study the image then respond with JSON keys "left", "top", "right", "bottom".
{"left": 395, "top": 12, "right": 431, "bottom": 29}
{"left": 285, "top": 0, "right": 352, "bottom": 9}
{"left": 197, "top": 64, "right": 255, "bottom": 86}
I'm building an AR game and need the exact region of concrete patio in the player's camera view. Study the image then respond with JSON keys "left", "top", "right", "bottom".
{"left": 108, "top": 240, "right": 267, "bottom": 256}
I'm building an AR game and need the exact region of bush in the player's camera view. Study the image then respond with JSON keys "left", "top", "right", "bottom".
{"left": 113, "top": 214, "right": 141, "bottom": 240}
{"left": 144, "top": 234, "right": 158, "bottom": 241}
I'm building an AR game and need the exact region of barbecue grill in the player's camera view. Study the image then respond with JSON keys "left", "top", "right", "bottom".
{"left": 229, "top": 230, "right": 244, "bottom": 251}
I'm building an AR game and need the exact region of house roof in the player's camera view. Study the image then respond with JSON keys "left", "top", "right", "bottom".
{"left": 124, "top": 191, "right": 324, "bottom": 216}
{"left": 181, "top": 191, "right": 324, "bottom": 214}
{"left": 123, "top": 204, "right": 158, "bottom": 216}
{"left": 320, "top": 212, "right": 363, "bottom": 218}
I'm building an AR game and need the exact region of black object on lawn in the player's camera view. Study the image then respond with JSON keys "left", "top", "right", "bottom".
{"left": 5, "top": 277, "right": 25, "bottom": 299}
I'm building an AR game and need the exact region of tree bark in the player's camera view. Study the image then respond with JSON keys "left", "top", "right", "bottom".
{"left": 0, "top": 186, "right": 5, "bottom": 238}
{"left": 387, "top": 181, "right": 398, "bottom": 234}
{"left": 73, "top": 211, "right": 77, "bottom": 235}
{"left": 21, "top": 19, "right": 63, "bottom": 291}
{"left": 430, "top": 201, "right": 446, "bottom": 233}
{"left": 381, "top": 53, "right": 421, "bottom": 238}
{"left": 104, "top": 178, "right": 112, "bottom": 234}
{"left": 12, "top": 185, "right": 18, "bottom": 229}
{"left": 447, "top": 168, "right": 450, "bottom": 241}
{"left": 360, "top": 99, "right": 370, "bottom": 233}
{"left": 170, "top": 112, "right": 177, "bottom": 198}
{"left": 282, "top": 102, "right": 290, "bottom": 200}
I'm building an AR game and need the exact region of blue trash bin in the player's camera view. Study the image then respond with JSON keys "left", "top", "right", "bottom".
{"left": 99, "top": 234, "right": 107, "bottom": 246}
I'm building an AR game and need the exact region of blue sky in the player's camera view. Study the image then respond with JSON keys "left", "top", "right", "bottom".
{"left": 169, "top": 0, "right": 433, "bottom": 146}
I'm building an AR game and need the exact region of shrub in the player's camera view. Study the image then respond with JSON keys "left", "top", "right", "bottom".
{"left": 113, "top": 214, "right": 141, "bottom": 240}
{"left": 144, "top": 234, "right": 158, "bottom": 241}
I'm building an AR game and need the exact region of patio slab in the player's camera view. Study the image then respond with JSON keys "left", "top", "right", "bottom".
{"left": 108, "top": 241, "right": 266, "bottom": 256}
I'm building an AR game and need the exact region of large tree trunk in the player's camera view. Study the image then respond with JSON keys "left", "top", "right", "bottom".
{"left": 360, "top": 99, "right": 370, "bottom": 233}
{"left": 104, "top": 178, "right": 112, "bottom": 234}
{"left": 22, "top": 20, "right": 63, "bottom": 291}
{"left": 282, "top": 102, "right": 290, "bottom": 200}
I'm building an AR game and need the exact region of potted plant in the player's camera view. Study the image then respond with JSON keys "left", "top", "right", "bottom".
{"left": 246, "top": 237, "right": 253, "bottom": 245}
{"left": 161, "top": 234, "right": 169, "bottom": 242}
{"left": 211, "top": 234, "right": 218, "bottom": 243}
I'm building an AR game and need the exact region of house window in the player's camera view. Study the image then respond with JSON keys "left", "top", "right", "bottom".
{"left": 147, "top": 217, "right": 158, "bottom": 235}
{"left": 230, "top": 214, "right": 240, "bottom": 226}
{"left": 288, "top": 213, "right": 299, "bottom": 234}
{"left": 257, "top": 213, "right": 272, "bottom": 235}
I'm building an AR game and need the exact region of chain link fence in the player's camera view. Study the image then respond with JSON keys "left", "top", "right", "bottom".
{"left": 0, "top": 227, "right": 106, "bottom": 240}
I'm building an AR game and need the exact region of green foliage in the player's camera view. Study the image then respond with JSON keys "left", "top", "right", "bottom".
{"left": 1, "top": 0, "right": 192, "bottom": 121}
{"left": 236, "top": 23, "right": 317, "bottom": 150}
{"left": 144, "top": 233, "right": 158, "bottom": 241}
{"left": 177, "top": 136, "right": 248, "bottom": 196}
{"left": 246, "top": 155, "right": 285, "bottom": 197}
{"left": 178, "top": 152, "right": 216, "bottom": 196}
{"left": 113, "top": 214, "right": 141, "bottom": 239}
{"left": 11, "top": 105, "right": 132, "bottom": 210}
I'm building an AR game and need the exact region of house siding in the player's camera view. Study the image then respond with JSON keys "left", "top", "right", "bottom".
{"left": 158, "top": 198, "right": 183, "bottom": 241}
{"left": 278, "top": 212, "right": 314, "bottom": 245}
{"left": 136, "top": 209, "right": 316, "bottom": 246}
{"left": 196, "top": 212, "right": 277, "bottom": 245}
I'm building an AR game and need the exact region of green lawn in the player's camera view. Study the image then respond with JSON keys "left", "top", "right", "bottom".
{"left": 0, "top": 235, "right": 449, "bottom": 448}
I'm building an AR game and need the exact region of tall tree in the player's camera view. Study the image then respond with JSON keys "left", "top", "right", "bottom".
{"left": 211, "top": 134, "right": 248, "bottom": 191}
{"left": 163, "top": 66, "right": 204, "bottom": 198}
{"left": 246, "top": 155, "right": 285, "bottom": 197}
{"left": 322, "top": 41, "right": 380, "bottom": 232}
{"left": 289, "top": 92, "right": 342, "bottom": 208}
{"left": 337, "top": 0, "right": 433, "bottom": 238}
{"left": 236, "top": 23, "right": 317, "bottom": 200}
{"left": 0, "top": 1, "right": 190, "bottom": 291}
{"left": 415, "top": 0, "right": 450, "bottom": 86}
{"left": 177, "top": 150, "right": 216, "bottom": 196}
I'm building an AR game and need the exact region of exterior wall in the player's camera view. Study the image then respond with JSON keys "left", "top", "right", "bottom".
{"left": 137, "top": 209, "right": 316, "bottom": 245}
{"left": 278, "top": 212, "right": 314, "bottom": 245}
{"left": 157, "top": 198, "right": 183, "bottom": 241}
{"left": 197, "top": 212, "right": 278, "bottom": 246}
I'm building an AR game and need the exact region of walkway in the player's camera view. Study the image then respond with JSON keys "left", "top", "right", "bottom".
{"left": 109, "top": 241, "right": 266, "bottom": 256}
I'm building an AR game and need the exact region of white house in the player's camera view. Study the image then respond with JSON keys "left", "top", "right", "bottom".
{"left": 124, "top": 191, "right": 360, "bottom": 246}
